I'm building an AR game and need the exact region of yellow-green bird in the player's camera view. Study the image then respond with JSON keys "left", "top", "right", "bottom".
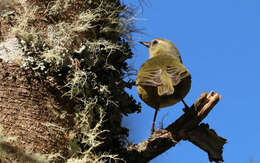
{"left": 136, "top": 38, "right": 191, "bottom": 135}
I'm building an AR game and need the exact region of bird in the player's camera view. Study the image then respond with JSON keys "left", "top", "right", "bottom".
{"left": 136, "top": 38, "right": 191, "bottom": 135}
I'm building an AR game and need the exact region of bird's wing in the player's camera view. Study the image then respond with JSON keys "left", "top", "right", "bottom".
{"left": 136, "top": 68, "right": 162, "bottom": 87}
{"left": 136, "top": 56, "right": 190, "bottom": 96}
{"left": 166, "top": 64, "right": 189, "bottom": 86}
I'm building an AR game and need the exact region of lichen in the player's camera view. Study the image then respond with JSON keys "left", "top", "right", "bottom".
{"left": 0, "top": 0, "right": 141, "bottom": 162}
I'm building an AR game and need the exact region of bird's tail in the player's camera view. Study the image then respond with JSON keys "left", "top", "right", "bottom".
{"left": 157, "top": 72, "right": 174, "bottom": 96}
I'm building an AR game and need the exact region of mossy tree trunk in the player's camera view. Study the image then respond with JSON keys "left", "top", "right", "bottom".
{"left": 0, "top": 0, "right": 140, "bottom": 162}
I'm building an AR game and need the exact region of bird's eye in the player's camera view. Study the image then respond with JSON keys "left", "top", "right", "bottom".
{"left": 151, "top": 40, "right": 158, "bottom": 46}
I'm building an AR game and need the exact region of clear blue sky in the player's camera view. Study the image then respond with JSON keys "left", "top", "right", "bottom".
{"left": 122, "top": 0, "right": 260, "bottom": 162}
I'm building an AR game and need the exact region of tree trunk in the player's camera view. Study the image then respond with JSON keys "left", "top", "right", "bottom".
{"left": 0, "top": 0, "right": 141, "bottom": 162}
{"left": 0, "top": 61, "right": 73, "bottom": 162}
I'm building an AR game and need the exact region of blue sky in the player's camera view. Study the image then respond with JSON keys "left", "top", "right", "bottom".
{"left": 122, "top": 0, "right": 260, "bottom": 162}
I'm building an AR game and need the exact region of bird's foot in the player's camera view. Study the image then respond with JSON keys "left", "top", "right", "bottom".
{"left": 182, "top": 107, "right": 189, "bottom": 113}
{"left": 182, "top": 99, "right": 190, "bottom": 112}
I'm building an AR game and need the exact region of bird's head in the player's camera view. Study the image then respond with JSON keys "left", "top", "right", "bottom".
{"left": 140, "top": 38, "right": 182, "bottom": 62}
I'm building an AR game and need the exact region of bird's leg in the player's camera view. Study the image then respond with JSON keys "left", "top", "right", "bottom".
{"left": 151, "top": 108, "right": 159, "bottom": 135}
{"left": 182, "top": 99, "right": 189, "bottom": 112}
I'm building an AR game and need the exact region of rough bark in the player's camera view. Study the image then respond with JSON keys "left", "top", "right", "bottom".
{"left": 125, "top": 91, "right": 226, "bottom": 163}
{"left": 0, "top": 61, "right": 73, "bottom": 162}
{"left": 0, "top": 0, "right": 141, "bottom": 162}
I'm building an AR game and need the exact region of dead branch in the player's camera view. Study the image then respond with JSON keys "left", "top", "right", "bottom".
{"left": 125, "top": 91, "right": 226, "bottom": 163}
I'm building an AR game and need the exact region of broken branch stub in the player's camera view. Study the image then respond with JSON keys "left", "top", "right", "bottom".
{"left": 125, "top": 91, "right": 226, "bottom": 163}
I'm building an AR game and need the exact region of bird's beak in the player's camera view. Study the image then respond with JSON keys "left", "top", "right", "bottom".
{"left": 139, "top": 41, "right": 150, "bottom": 48}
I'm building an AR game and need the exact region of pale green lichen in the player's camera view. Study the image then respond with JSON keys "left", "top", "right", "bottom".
{"left": 63, "top": 70, "right": 89, "bottom": 99}
{"left": 1, "top": 0, "right": 141, "bottom": 162}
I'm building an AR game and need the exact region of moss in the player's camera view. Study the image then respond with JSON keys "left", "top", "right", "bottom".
{"left": 1, "top": 0, "right": 141, "bottom": 162}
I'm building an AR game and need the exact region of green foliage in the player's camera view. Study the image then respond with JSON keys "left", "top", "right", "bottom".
{"left": 2, "top": 0, "right": 141, "bottom": 162}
